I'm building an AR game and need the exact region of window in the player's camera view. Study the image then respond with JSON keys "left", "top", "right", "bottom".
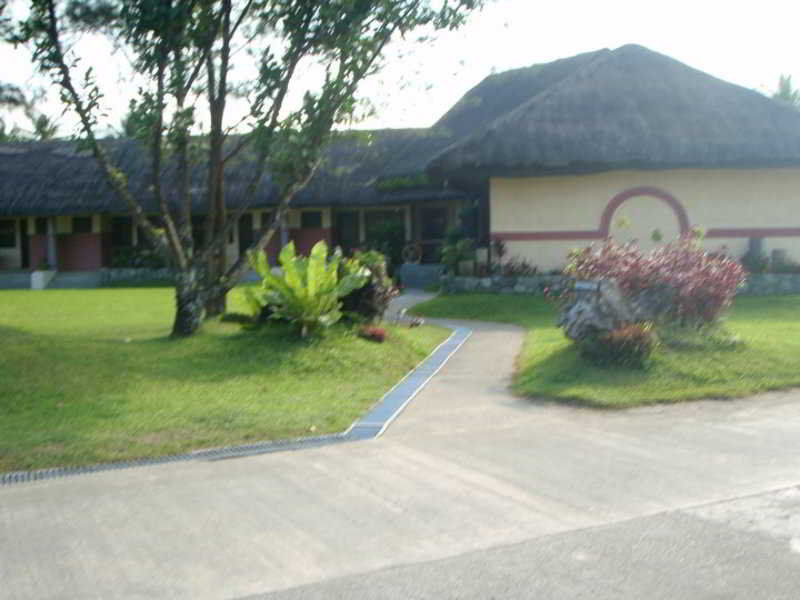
{"left": 72, "top": 217, "right": 92, "bottom": 234}
{"left": 301, "top": 211, "right": 322, "bottom": 229}
{"left": 111, "top": 217, "right": 133, "bottom": 247}
{"left": 0, "top": 219, "right": 15, "bottom": 248}
{"left": 35, "top": 217, "right": 48, "bottom": 235}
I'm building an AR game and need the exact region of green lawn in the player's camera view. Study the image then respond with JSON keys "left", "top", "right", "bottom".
{"left": 412, "top": 293, "right": 800, "bottom": 408}
{"left": 0, "top": 287, "right": 448, "bottom": 472}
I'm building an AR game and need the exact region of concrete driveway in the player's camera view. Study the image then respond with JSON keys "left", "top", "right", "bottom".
{"left": 2, "top": 296, "right": 800, "bottom": 599}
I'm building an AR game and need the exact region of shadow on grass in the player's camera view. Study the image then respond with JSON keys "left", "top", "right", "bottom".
{"left": 511, "top": 342, "right": 719, "bottom": 409}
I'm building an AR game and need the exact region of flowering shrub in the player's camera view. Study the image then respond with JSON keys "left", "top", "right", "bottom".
{"left": 580, "top": 323, "right": 657, "bottom": 369}
{"left": 565, "top": 237, "right": 746, "bottom": 326}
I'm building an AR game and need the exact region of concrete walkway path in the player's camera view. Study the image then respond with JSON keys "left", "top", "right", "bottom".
{"left": 3, "top": 293, "right": 800, "bottom": 599}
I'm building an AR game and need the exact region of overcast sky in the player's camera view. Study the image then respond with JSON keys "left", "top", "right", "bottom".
{"left": 2, "top": 0, "right": 800, "bottom": 134}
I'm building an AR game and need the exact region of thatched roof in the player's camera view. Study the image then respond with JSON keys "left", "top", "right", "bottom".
{"left": 0, "top": 49, "right": 605, "bottom": 217}
{"left": 0, "top": 131, "right": 467, "bottom": 217}
{"left": 6, "top": 44, "right": 794, "bottom": 216}
{"left": 428, "top": 44, "right": 800, "bottom": 184}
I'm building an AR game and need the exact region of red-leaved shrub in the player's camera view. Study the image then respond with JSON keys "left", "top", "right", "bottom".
{"left": 565, "top": 237, "right": 746, "bottom": 326}
{"left": 358, "top": 325, "right": 386, "bottom": 343}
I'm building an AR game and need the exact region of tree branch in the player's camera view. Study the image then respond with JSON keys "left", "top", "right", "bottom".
{"left": 37, "top": 0, "right": 165, "bottom": 253}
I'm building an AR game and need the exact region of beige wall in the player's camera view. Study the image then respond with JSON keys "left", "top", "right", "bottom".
{"left": 491, "top": 168, "right": 800, "bottom": 270}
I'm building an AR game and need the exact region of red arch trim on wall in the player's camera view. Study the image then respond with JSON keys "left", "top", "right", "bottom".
{"left": 598, "top": 186, "right": 690, "bottom": 237}
{"left": 490, "top": 185, "right": 800, "bottom": 243}
{"left": 492, "top": 186, "right": 691, "bottom": 242}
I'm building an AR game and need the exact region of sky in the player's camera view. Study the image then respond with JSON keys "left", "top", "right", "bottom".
{"left": 2, "top": 0, "right": 800, "bottom": 135}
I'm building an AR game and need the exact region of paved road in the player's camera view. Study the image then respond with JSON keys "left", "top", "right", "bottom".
{"left": 3, "top": 293, "right": 800, "bottom": 599}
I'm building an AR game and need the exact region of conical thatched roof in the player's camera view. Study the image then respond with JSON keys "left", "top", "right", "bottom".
{"left": 427, "top": 45, "right": 800, "bottom": 184}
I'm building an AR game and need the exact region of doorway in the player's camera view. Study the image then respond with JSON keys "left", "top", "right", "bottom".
{"left": 19, "top": 219, "right": 29, "bottom": 269}
{"left": 238, "top": 213, "right": 254, "bottom": 257}
{"left": 335, "top": 211, "right": 360, "bottom": 255}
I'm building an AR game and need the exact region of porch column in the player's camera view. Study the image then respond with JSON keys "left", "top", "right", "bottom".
{"left": 46, "top": 217, "right": 57, "bottom": 269}
{"left": 280, "top": 213, "right": 289, "bottom": 247}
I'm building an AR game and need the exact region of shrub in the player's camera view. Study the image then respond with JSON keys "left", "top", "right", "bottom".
{"left": 491, "top": 238, "right": 507, "bottom": 262}
{"left": 494, "top": 256, "right": 539, "bottom": 277}
{"left": 110, "top": 246, "right": 167, "bottom": 269}
{"left": 441, "top": 237, "right": 475, "bottom": 275}
{"left": 772, "top": 260, "right": 800, "bottom": 274}
{"left": 246, "top": 241, "right": 368, "bottom": 337}
{"left": 358, "top": 325, "right": 386, "bottom": 343}
{"left": 740, "top": 248, "right": 769, "bottom": 274}
{"left": 364, "top": 219, "right": 405, "bottom": 274}
{"left": 565, "top": 237, "right": 746, "bottom": 327}
{"left": 339, "top": 250, "right": 398, "bottom": 322}
{"left": 580, "top": 323, "right": 657, "bottom": 369}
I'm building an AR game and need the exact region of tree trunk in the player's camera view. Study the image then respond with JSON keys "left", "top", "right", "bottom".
{"left": 205, "top": 287, "right": 226, "bottom": 317}
{"left": 204, "top": 245, "right": 227, "bottom": 316}
{"left": 171, "top": 268, "right": 206, "bottom": 337}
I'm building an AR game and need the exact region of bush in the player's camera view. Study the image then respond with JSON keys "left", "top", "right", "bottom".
{"left": 364, "top": 220, "right": 405, "bottom": 274}
{"left": 358, "top": 325, "right": 386, "bottom": 343}
{"left": 339, "top": 250, "right": 398, "bottom": 322}
{"left": 493, "top": 256, "right": 539, "bottom": 277}
{"left": 566, "top": 237, "right": 746, "bottom": 327}
{"left": 110, "top": 246, "right": 167, "bottom": 268}
{"left": 440, "top": 235, "right": 475, "bottom": 275}
{"left": 580, "top": 323, "right": 657, "bottom": 369}
{"left": 246, "top": 241, "right": 368, "bottom": 337}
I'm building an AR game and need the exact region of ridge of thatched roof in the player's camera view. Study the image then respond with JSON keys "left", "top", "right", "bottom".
{"left": 427, "top": 44, "right": 800, "bottom": 184}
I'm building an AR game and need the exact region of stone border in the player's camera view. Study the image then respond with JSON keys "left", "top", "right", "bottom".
{"left": 0, "top": 326, "right": 471, "bottom": 487}
{"left": 441, "top": 273, "right": 800, "bottom": 297}
{"left": 441, "top": 274, "right": 569, "bottom": 296}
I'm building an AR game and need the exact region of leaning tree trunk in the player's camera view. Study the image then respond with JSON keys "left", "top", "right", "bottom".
{"left": 171, "top": 267, "right": 206, "bottom": 337}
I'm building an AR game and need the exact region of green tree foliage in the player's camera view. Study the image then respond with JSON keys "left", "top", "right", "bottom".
{"left": 9, "top": 0, "right": 482, "bottom": 336}
{"left": 246, "top": 240, "right": 368, "bottom": 337}
{"left": 0, "top": 83, "right": 60, "bottom": 141}
{"left": 773, "top": 74, "right": 800, "bottom": 110}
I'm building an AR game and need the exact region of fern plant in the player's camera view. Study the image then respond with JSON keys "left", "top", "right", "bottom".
{"left": 246, "top": 241, "right": 368, "bottom": 337}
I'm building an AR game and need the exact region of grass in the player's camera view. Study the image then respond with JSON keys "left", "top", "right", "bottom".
{"left": 0, "top": 287, "right": 448, "bottom": 472}
{"left": 412, "top": 293, "right": 800, "bottom": 408}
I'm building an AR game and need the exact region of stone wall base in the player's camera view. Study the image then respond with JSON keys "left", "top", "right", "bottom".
{"left": 441, "top": 274, "right": 800, "bottom": 297}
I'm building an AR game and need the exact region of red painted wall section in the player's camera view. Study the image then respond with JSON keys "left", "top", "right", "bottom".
{"left": 29, "top": 235, "right": 48, "bottom": 269}
{"left": 57, "top": 234, "right": 103, "bottom": 271}
{"left": 290, "top": 228, "right": 332, "bottom": 256}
